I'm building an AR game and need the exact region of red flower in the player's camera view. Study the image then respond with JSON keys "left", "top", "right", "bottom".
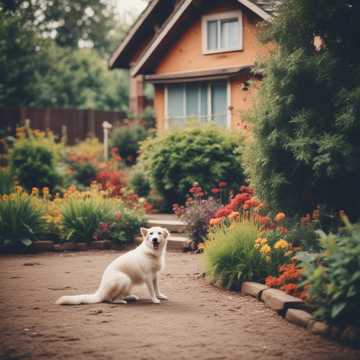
{"left": 214, "top": 207, "right": 232, "bottom": 218}
{"left": 211, "top": 188, "right": 221, "bottom": 194}
{"left": 218, "top": 181, "right": 228, "bottom": 188}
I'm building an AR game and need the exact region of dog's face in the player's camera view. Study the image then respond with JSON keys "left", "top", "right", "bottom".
{"left": 141, "top": 226, "right": 169, "bottom": 251}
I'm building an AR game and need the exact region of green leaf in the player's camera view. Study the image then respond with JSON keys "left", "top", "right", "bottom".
{"left": 21, "top": 238, "right": 32, "bottom": 247}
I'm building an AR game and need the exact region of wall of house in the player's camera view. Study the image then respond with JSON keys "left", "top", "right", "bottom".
{"left": 149, "top": 0, "right": 272, "bottom": 131}
{"left": 153, "top": 0, "right": 272, "bottom": 75}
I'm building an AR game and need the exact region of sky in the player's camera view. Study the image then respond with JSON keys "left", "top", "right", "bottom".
{"left": 111, "top": 0, "right": 148, "bottom": 19}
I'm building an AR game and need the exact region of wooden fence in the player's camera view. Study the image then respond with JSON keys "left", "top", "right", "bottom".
{"left": 0, "top": 107, "right": 127, "bottom": 144}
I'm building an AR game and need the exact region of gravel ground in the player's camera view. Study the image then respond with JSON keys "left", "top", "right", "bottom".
{"left": 1, "top": 250, "right": 359, "bottom": 360}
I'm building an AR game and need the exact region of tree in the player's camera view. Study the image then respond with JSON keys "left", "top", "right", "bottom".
{"left": 245, "top": 0, "right": 360, "bottom": 218}
{"left": 0, "top": 0, "right": 118, "bottom": 54}
{"left": 0, "top": 11, "right": 48, "bottom": 106}
{"left": 0, "top": 2, "right": 129, "bottom": 110}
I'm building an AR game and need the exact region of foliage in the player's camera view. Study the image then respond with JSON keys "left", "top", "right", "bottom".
{"left": 129, "top": 166, "right": 151, "bottom": 198}
{"left": 203, "top": 222, "right": 269, "bottom": 290}
{"left": 10, "top": 131, "right": 61, "bottom": 192}
{"left": 1, "top": 0, "right": 121, "bottom": 55}
{"left": 60, "top": 185, "right": 145, "bottom": 243}
{"left": 96, "top": 169, "right": 123, "bottom": 197}
{"left": 299, "top": 217, "right": 360, "bottom": 327}
{"left": 173, "top": 183, "right": 221, "bottom": 247}
{"left": 0, "top": 7, "right": 130, "bottom": 110}
{"left": 111, "top": 124, "right": 149, "bottom": 166}
{"left": 245, "top": 0, "right": 360, "bottom": 218}
{"left": 0, "top": 188, "right": 45, "bottom": 247}
{"left": 93, "top": 208, "right": 144, "bottom": 244}
{"left": 209, "top": 185, "right": 323, "bottom": 253}
{"left": 0, "top": 168, "right": 13, "bottom": 195}
{"left": 0, "top": 10, "right": 48, "bottom": 107}
{"left": 65, "top": 138, "right": 102, "bottom": 187}
{"left": 139, "top": 123, "right": 245, "bottom": 207}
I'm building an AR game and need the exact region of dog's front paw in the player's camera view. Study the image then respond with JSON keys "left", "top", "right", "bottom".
{"left": 157, "top": 293, "right": 168, "bottom": 300}
{"left": 152, "top": 297, "right": 161, "bottom": 304}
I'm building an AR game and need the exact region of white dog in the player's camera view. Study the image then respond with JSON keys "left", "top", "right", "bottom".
{"left": 56, "top": 227, "right": 169, "bottom": 305}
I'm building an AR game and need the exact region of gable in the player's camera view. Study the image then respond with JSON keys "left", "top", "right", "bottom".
{"left": 110, "top": 0, "right": 282, "bottom": 72}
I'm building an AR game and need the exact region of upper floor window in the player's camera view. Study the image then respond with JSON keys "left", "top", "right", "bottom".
{"left": 202, "top": 11, "right": 243, "bottom": 54}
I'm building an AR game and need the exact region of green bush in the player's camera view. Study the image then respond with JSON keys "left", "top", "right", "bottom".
{"left": 71, "top": 162, "right": 98, "bottom": 187}
{"left": 111, "top": 124, "right": 148, "bottom": 166}
{"left": 10, "top": 137, "right": 61, "bottom": 192}
{"left": 139, "top": 124, "right": 245, "bottom": 207}
{"left": 0, "top": 191, "right": 45, "bottom": 247}
{"left": 61, "top": 196, "right": 144, "bottom": 243}
{"left": 0, "top": 168, "right": 13, "bottom": 195}
{"left": 299, "top": 219, "right": 360, "bottom": 327}
{"left": 129, "top": 166, "right": 151, "bottom": 198}
{"left": 244, "top": 0, "right": 360, "bottom": 218}
{"left": 203, "top": 222, "right": 269, "bottom": 290}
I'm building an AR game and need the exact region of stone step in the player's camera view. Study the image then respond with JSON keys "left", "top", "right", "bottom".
{"left": 136, "top": 234, "right": 189, "bottom": 252}
{"left": 147, "top": 218, "right": 187, "bottom": 234}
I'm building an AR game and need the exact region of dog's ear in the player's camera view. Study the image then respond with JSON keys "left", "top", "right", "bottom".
{"left": 163, "top": 228, "right": 170, "bottom": 239}
{"left": 140, "top": 227, "right": 149, "bottom": 239}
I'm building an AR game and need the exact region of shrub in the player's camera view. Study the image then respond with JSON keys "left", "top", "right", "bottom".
{"left": 244, "top": 0, "right": 360, "bottom": 218}
{"left": 128, "top": 166, "right": 151, "bottom": 198}
{"left": 0, "top": 168, "right": 13, "bottom": 194}
{"left": 111, "top": 124, "right": 148, "bottom": 166}
{"left": 93, "top": 207, "right": 144, "bottom": 244}
{"left": 299, "top": 217, "right": 360, "bottom": 327}
{"left": 71, "top": 162, "right": 98, "bottom": 187}
{"left": 65, "top": 138, "right": 103, "bottom": 187}
{"left": 139, "top": 124, "right": 245, "bottom": 207}
{"left": 96, "top": 169, "right": 123, "bottom": 196}
{"left": 203, "top": 222, "right": 269, "bottom": 290}
{"left": 173, "top": 183, "right": 221, "bottom": 247}
{"left": 10, "top": 136, "right": 61, "bottom": 192}
{"left": 0, "top": 188, "right": 45, "bottom": 247}
{"left": 60, "top": 186, "right": 145, "bottom": 243}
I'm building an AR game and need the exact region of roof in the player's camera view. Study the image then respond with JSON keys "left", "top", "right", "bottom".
{"left": 144, "top": 66, "right": 253, "bottom": 84}
{"left": 252, "top": 0, "right": 283, "bottom": 14}
{"left": 110, "top": 0, "right": 284, "bottom": 73}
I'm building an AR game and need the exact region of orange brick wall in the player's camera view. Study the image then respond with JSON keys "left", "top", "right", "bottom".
{"left": 149, "top": 0, "right": 272, "bottom": 130}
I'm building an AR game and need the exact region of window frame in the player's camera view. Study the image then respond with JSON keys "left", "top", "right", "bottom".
{"left": 201, "top": 11, "right": 243, "bottom": 55}
{"left": 164, "top": 80, "right": 231, "bottom": 129}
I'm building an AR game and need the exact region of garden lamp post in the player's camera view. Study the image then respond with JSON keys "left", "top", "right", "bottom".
{"left": 102, "top": 121, "right": 112, "bottom": 161}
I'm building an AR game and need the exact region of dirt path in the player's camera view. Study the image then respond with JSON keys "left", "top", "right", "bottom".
{"left": 1, "top": 250, "right": 359, "bottom": 360}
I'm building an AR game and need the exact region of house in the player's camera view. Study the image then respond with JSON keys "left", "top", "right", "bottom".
{"left": 109, "top": 0, "right": 281, "bottom": 130}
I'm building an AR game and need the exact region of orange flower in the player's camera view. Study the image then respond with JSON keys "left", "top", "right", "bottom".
{"left": 228, "top": 211, "right": 240, "bottom": 220}
{"left": 209, "top": 218, "right": 223, "bottom": 226}
{"left": 274, "top": 212, "right": 286, "bottom": 222}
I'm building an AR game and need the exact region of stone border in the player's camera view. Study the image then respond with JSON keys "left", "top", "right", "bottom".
{"left": 240, "top": 281, "right": 360, "bottom": 348}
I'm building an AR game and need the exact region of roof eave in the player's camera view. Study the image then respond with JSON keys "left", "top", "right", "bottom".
{"left": 108, "top": 0, "right": 160, "bottom": 70}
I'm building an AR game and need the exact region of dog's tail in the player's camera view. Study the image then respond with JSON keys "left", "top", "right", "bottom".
{"left": 56, "top": 291, "right": 102, "bottom": 305}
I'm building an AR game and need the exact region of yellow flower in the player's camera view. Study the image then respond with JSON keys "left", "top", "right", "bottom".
{"left": 15, "top": 185, "right": 23, "bottom": 193}
{"left": 274, "top": 239, "right": 289, "bottom": 250}
{"left": 2, "top": 194, "right": 9, "bottom": 201}
{"left": 31, "top": 187, "right": 39, "bottom": 196}
{"left": 260, "top": 244, "right": 271, "bottom": 255}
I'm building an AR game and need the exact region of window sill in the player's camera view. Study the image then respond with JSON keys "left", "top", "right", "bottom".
{"left": 203, "top": 47, "right": 243, "bottom": 55}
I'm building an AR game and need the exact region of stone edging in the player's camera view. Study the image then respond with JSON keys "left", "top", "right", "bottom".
{"left": 240, "top": 282, "right": 360, "bottom": 348}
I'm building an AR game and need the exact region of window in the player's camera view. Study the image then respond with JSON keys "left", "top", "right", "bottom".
{"left": 166, "top": 81, "right": 229, "bottom": 128}
{"left": 202, "top": 11, "right": 243, "bottom": 54}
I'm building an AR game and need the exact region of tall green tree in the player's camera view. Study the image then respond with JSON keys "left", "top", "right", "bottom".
{"left": 245, "top": 0, "right": 360, "bottom": 218}
{"left": 1, "top": 0, "right": 118, "bottom": 54}
{"left": 0, "top": 1, "right": 130, "bottom": 110}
